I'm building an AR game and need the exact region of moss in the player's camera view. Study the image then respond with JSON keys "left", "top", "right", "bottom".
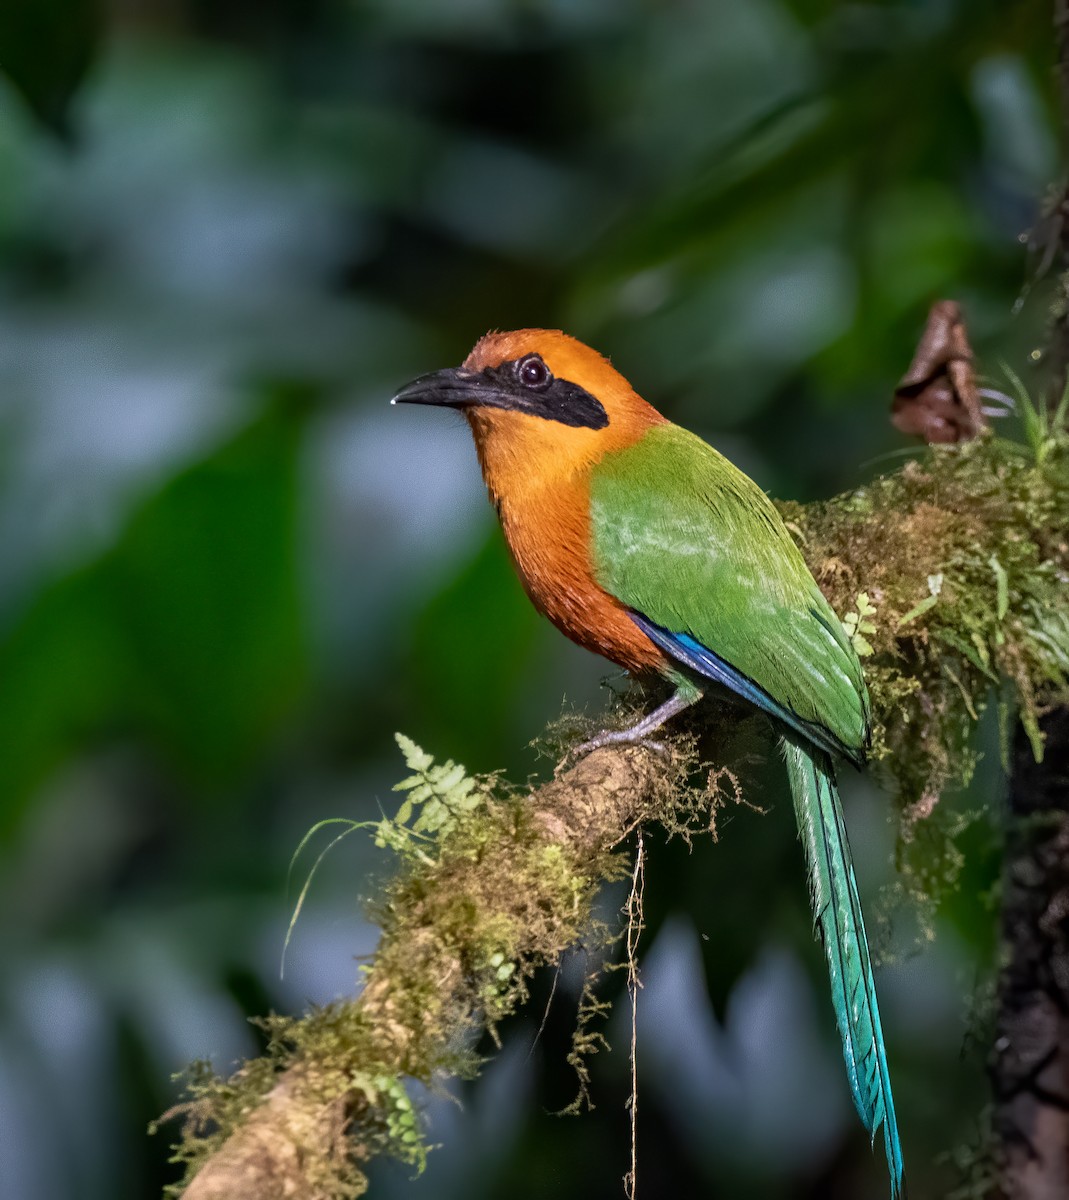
{"left": 779, "top": 429, "right": 1068, "bottom": 944}
{"left": 781, "top": 431, "right": 1069, "bottom": 810}
{"left": 165, "top": 733, "right": 715, "bottom": 1198}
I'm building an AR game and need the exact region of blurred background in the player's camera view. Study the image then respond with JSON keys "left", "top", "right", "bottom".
{"left": 0, "top": 2, "right": 1059, "bottom": 1198}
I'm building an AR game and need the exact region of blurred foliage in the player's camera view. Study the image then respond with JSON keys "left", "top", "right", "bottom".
{"left": 0, "top": 0, "right": 99, "bottom": 133}
{"left": 0, "top": 402, "right": 307, "bottom": 838}
{"left": 0, "top": 2, "right": 1061, "bottom": 1200}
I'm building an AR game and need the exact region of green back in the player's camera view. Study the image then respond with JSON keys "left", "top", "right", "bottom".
{"left": 589, "top": 423, "right": 870, "bottom": 757}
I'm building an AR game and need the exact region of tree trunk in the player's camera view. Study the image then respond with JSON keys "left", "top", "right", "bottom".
{"left": 993, "top": 712, "right": 1069, "bottom": 1199}
{"left": 991, "top": 9, "right": 1069, "bottom": 1195}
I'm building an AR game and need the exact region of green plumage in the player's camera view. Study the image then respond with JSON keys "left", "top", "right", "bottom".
{"left": 783, "top": 737, "right": 903, "bottom": 1193}
{"left": 589, "top": 423, "right": 869, "bottom": 757}
{"left": 588, "top": 422, "right": 903, "bottom": 1198}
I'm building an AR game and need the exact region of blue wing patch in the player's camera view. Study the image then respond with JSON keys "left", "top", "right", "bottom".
{"left": 629, "top": 611, "right": 859, "bottom": 766}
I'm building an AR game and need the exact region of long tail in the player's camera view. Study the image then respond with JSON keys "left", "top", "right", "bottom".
{"left": 782, "top": 735, "right": 905, "bottom": 1198}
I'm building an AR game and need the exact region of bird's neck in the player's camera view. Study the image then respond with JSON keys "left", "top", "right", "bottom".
{"left": 465, "top": 400, "right": 665, "bottom": 509}
{"left": 463, "top": 406, "right": 671, "bottom": 679}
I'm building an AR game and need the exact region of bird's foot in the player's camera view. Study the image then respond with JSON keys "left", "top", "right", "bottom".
{"left": 574, "top": 728, "right": 668, "bottom": 757}
{"left": 569, "top": 687, "right": 701, "bottom": 761}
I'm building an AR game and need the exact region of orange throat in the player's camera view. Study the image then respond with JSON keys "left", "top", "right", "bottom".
{"left": 464, "top": 402, "right": 669, "bottom": 678}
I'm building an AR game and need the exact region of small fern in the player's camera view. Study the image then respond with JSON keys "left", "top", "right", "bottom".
{"left": 350, "top": 1072, "right": 428, "bottom": 1172}
{"left": 284, "top": 737, "right": 488, "bottom": 970}
{"left": 390, "top": 733, "right": 487, "bottom": 837}
{"left": 842, "top": 591, "right": 879, "bottom": 656}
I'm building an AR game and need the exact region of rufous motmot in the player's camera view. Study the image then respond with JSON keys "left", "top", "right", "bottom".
{"left": 393, "top": 328, "right": 904, "bottom": 1197}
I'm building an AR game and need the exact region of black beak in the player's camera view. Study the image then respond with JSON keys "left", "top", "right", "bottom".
{"left": 390, "top": 366, "right": 509, "bottom": 411}
{"left": 391, "top": 360, "right": 610, "bottom": 431}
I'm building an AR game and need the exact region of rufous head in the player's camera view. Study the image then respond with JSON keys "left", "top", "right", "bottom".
{"left": 391, "top": 329, "right": 664, "bottom": 492}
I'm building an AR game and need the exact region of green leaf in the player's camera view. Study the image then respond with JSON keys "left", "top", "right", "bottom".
{"left": 1021, "top": 707, "right": 1045, "bottom": 763}
{"left": 934, "top": 629, "right": 1000, "bottom": 683}
{"left": 970, "top": 631, "right": 991, "bottom": 669}
{"left": 1053, "top": 376, "right": 1069, "bottom": 434}
{"left": 897, "top": 593, "right": 939, "bottom": 627}
{"left": 390, "top": 735, "right": 485, "bottom": 842}
{"left": 0, "top": 411, "right": 307, "bottom": 838}
{"left": 283, "top": 817, "right": 370, "bottom": 978}
{"left": 434, "top": 762, "right": 467, "bottom": 792}
{"left": 394, "top": 733, "right": 434, "bottom": 774}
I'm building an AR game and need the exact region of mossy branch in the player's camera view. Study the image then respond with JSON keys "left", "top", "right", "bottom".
{"left": 782, "top": 428, "right": 1069, "bottom": 806}
{"left": 164, "top": 738, "right": 718, "bottom": 1199}
{"left": 164, "top": 428, "right": 1068, "bottom": 1200}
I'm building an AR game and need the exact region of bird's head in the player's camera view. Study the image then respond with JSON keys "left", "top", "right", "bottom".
{"left": 391, "top": 329, "right": 664, "bottom": 490}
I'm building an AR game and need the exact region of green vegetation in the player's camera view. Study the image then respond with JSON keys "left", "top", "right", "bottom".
{"left": 787, "top": 424, "right": 1069, "bottom": 797}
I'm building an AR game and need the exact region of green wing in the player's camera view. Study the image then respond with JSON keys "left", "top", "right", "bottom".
{"left": 589, "top": 423, "right": 870, "bottom": 759}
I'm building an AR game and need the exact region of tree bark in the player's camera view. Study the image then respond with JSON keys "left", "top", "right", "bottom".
{"left": 1049, "top": 0, "right": 1069, "bottom": 399}
{"left": 990, "top": 7, "right": 1069, "bottom": 1196}
{"left": 993, "top": 712, "right": 1069, "bottom": 1199}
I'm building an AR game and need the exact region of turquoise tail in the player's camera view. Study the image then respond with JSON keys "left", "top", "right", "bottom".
{"left": 782, "top": 736, "right": 905, "bottom": 1198}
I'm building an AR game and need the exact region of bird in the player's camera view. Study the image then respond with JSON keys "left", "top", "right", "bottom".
{"left": 392, "top": 328, "right": 904, "bottom": 1197}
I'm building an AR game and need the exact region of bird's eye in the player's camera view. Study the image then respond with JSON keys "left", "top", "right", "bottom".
{"left": 518, "top": 355, "right": 551, "bottom": 389}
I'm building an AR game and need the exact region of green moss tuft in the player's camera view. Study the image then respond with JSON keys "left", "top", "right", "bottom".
{"left": 780, "top": 428, "right": 1068, "bottom": 941}
{"left": 781, "top": 430, "right": 1069, "bottom": 811}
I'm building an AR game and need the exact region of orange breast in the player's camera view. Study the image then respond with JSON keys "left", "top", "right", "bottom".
{"left": 458, "top": 330, "right": 672, "bottom": 677}
{"left": 496, "top": 472, "right": 668, "bottom": 677}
